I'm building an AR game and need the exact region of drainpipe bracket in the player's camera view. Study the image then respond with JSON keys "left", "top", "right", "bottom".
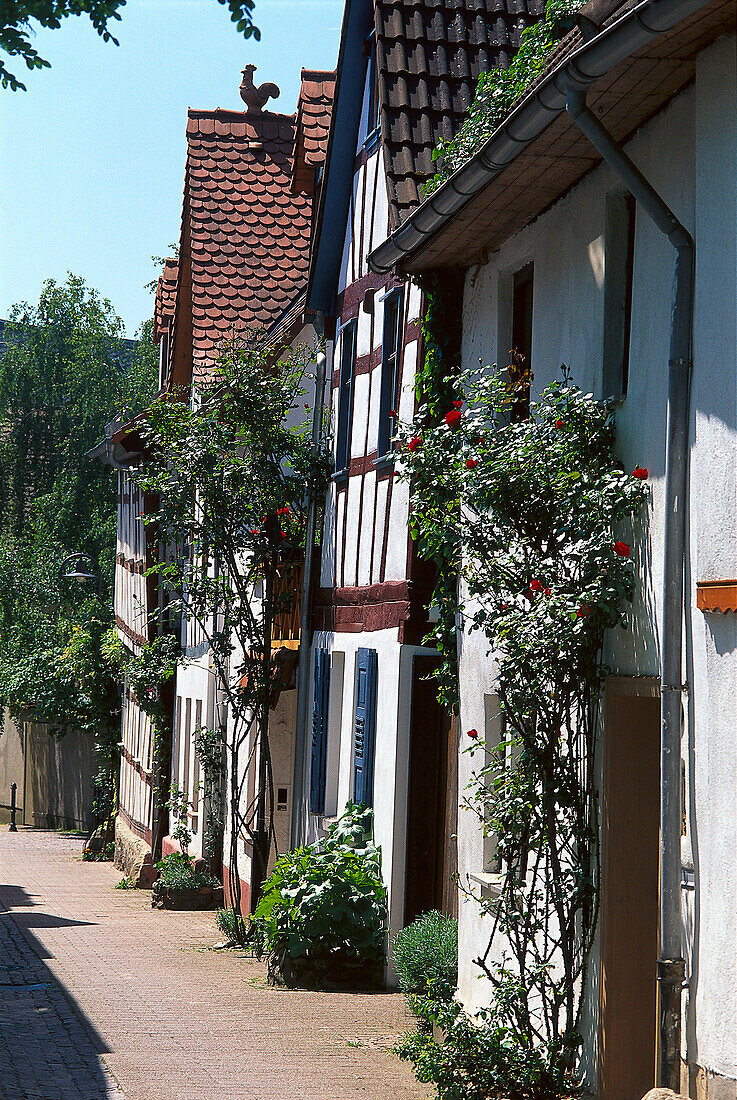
{"left": 657, "top": 957, "right": 686, "bottom": 984}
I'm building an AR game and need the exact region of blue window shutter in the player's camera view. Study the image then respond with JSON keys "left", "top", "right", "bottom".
{"left": 310, "top": 649, "right": 330, "bottom": 815}
{"left": 353, "top": 648, "right": 378, "bottom": 807}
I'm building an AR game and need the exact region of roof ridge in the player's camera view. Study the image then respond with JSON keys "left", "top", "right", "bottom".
{"left": 187, "top": 106, "right": 296, "bottom": 123}
{"left": 300, "top": 68, "right": 337, "bottom": 79}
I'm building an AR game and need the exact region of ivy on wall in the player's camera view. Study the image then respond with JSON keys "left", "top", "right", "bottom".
{"left": 424, "top": 0, "right": 585, "bottom": 195}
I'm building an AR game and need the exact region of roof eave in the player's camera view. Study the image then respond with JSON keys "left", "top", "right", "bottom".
{"left": 306, "top": 0, "right": 373, "bottom": 313}
{"left": 368, "top": 0, "right": 711, "bottom": 275}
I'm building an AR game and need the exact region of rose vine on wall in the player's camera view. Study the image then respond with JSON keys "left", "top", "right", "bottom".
{"left": 398, "top": 352, "right": 649, "bottom": 1091}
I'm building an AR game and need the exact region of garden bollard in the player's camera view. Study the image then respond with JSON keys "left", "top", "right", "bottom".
{"left": 9, "top": 782, "right": 18, "bottom": 831}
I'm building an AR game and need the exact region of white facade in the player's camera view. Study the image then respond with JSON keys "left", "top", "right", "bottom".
{"left": 455, "top": 38, "right": 737, "bottom": 1089}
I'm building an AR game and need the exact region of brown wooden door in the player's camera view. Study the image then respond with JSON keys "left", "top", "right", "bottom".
{"left": 404, "top": 657, "right": 458, "bottom": 926}
{"left": 598, "top": 678, "right": 660, "bottom": 1100}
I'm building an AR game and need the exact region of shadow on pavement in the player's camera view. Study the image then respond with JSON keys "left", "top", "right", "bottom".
{"left": 0, "top": 900, "right": 121, "bottom": 1099}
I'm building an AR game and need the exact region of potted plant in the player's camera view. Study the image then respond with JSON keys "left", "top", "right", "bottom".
{"left": 151, "top": 786, "right": 223, "bottom": 910}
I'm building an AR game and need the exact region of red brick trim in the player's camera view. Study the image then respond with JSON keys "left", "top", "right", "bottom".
{"left": 312, "top": 579, "right": 432, "bottom": 633}
{"left": 118, "top": 804, "right": 152, "bottom": 846}
{"left": 121, "top": 744, "right": 153, "bottom": 786}
{"left": 222, "top": 862, "right": 251, "bottom": 913}
{"left": 115, "top": 615, "right": 150, "bottom": 649}
{"left": 116, "top": 553, "right": 147, "bottom": 575}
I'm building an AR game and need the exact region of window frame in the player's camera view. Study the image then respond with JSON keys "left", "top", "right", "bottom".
{"left": 603, "top": 191, "right": 636, "bottom": 399}
{"left": 334, "top": 317, "right": 357, "bottom": 477}
{"left": 377, "top": 287, "right": 405, "bottom": 460}
{"left": 363, "top": 29, "right": 380, "bottom": 151}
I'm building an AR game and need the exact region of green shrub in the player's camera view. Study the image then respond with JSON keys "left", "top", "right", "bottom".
{"left": 393, "top": 910, "right": 458, "bottom": 1004}
{"left": 215, "top": 906, "right": 247, "bottom": 943}
{"left": 397, "top": 997, "right": 575, "bottom": 1100}
{"left": 115, "top": 876, "right": 136, "bottom": 890}
{"left": 156, "top": 851, "right": 218, "bottom": 890}
{"left": 249, "top": 802, "right": 387, "bottom": 971}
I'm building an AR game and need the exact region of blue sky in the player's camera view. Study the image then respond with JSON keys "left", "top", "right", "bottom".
{"left": 0, "top": 0, "right": 344, "bottom": 336}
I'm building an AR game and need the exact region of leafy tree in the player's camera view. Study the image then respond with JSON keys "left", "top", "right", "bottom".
{"left": 1, "top": 0, "right": 259, "bottom": 91}
{"left": 0, "top": 273, "right": 157, "bottom": 833}
{"left": 133, "top": 334, "right": 328, "bottom": 933}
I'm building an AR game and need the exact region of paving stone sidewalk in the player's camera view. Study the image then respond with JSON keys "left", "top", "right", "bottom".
{"left": 0, "top": 894, "right": 123, "bottom": 1100}
{"left": 0, "top": 829, "right": 431, "bottom": 1100}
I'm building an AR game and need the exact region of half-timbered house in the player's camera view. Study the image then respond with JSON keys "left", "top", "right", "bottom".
{"left": 368, "top": 0, "right": 737, "bottom": 1091}
{"left": 156, "top": 67, "right": 334, "bottom": 908}
{"left": 299, "top": 0, "right": 545, "bottom": 947}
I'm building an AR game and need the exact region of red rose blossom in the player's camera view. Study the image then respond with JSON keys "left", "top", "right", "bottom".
{"left": 577, "top": 604, "right": 592, "bottom": 619}
{"left": 529, "top": 578, "right": 543, "bottom": 592}
{"left": 632, "top": 467, "right": 648, "bottom": 479}
{"left": 445, "top": 409, "right": 462, "bottom": 430}
{"left": 251, "top": 528, "right": 259, "bottom": 536}
{"left": 544, "top": 587, "right": 551, "bottom": 596}
{"left": 556, "top": 419, "right": 565, "bottom": 429}
{"left": 453, "top": 399, "right": 463, "bottom": 409}
{"left": 408, "top": 435, "right": 421, "bottom": 453}
{"left": 613, "top": 541, "right": 630, "bottom": 557}
{"left": 466, "top": 458, "right": 477, "bottom": 470}
{"left": 467, "top": 728, "right": 479, "bottom": 740}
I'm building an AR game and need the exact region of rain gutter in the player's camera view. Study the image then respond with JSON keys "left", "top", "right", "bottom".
{"left": 368, "top": 0, "right": 708, "bottom": 275}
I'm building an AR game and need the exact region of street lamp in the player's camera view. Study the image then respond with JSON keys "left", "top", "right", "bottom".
{"left": 58, "top": 552, "right": 102, "bottom": 597}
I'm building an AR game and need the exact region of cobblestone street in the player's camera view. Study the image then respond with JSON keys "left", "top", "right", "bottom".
{"left": 0, "top": 830, "right": 431, "bottom": 1100}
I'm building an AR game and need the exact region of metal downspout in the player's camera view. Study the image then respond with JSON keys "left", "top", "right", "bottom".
{"left": 290, "top": 312, "right": 327, "bottom": 849}
{"left": 565, "top": 88, "right": 691, "bottom": 1092}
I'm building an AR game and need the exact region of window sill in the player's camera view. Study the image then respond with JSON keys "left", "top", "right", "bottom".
{"left": 468, "top": 870, "right": 504, "bottom": 899}
{"left": 374, "top": 453, "right": 395, "bottom": 472}
{"left": 331, "top": 469, "right": 349, "bottom": 486}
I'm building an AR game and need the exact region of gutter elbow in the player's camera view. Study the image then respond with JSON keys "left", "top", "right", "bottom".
{"left": 669, "top": 225, "right": 693, "bottom": 252}
{"left": 565, "top": 87, "right": 589, "bottom": 120}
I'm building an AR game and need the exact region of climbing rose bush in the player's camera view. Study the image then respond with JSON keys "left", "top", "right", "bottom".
{"left": 395, "top": 367, "right": 650, "bottom": 1090}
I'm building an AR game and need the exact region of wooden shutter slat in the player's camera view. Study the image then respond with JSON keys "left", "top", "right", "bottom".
{"left": 353, "top": 648, "right": 378, "bottom": 807}
{"left": 310, "top": 649, "right": 330, "bottom": 814}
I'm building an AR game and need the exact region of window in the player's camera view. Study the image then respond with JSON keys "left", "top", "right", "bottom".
{"left": 363, "top": 30, "right": 379, "bottom": 145}
{"left": 335, "top": 319, "right": 357, "bottom": 474}
{"left": 482, "top": 693, "right": 505, "bottom": 875}
{"left": 192, "top": 698, "right": 202, "bottom": 831}
{"left": 603, "top": 192, "right": 636, "bottom": 398}
{"left": 353, "top": 648, "right": 378, "bottom": 808}
{"left": 509, "top": 264, "right": 534, "bottom": 421}
{"left": 182, "top": 697, "right": 192, "bottom": 801}
{"left": 482, "top": 693, "right": 522, "bottom": 879}
{"left": 377, "top": 289, "right": 404, "bottom": 458}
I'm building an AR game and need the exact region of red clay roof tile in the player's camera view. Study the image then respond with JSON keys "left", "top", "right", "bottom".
{"left": 291, "top": 68, "right": 336, "bottom": 194}
{"left": 153, "top": 258, "right": 178, "bottom": 342}
{"left": 182, "top": 103, "right": 313, "bottom": 375}
{"left": 374, "top": 0, "right": 547, "bottom": 228}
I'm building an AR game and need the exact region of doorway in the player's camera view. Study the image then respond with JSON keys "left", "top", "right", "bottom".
{"left": 404, "top": 656, "right": 458, "bottom": 926}
{"left": 598, "top": 677, "right": 660, "bottom": 1100}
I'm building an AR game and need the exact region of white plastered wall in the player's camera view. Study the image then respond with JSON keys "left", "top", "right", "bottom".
{"left": 456, "top": 54, "right": 737, "bottom": 1085}
{"left": 301, "top": 629, "right": 436, "bottom": 975}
